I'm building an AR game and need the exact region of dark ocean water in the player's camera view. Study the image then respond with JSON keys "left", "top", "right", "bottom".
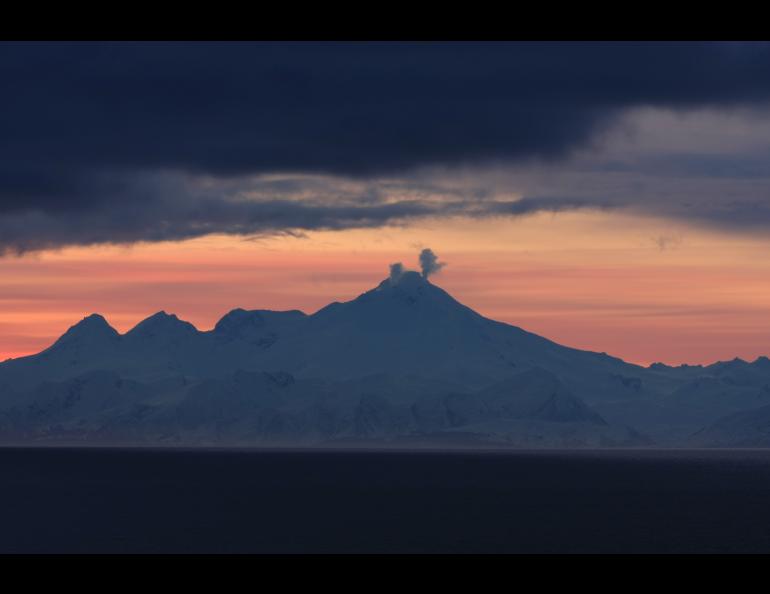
{"left": 2, "top": 446, "right": 770, "bottom": 553}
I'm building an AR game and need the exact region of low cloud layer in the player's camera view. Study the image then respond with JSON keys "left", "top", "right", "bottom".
{"left": 0, "top": 170, "right": 608, "bottom": 254}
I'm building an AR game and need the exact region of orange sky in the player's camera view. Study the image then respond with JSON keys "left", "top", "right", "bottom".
{"left": 2, "top": 210, "right": 770, "bottom": 367}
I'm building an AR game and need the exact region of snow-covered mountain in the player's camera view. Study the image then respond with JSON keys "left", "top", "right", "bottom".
{"left": 0, "top": 271, "right": 644, "bottom": 389}
{"left": 0, "top": 269, "right": 769, "bottom": 447}
{"left": 688, "top": 404, "right": 770, "bottom": 447}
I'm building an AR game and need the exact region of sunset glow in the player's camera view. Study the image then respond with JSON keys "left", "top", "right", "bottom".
{"left": 4, "top": 210, "right": 770, "bottom": 366}
{"left": 4, "top": 42, "right": 770, "bottom": 369}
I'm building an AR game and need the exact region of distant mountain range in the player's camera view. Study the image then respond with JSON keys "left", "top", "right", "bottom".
{"left": 2, "top": 269, "right": 770, "bottom": 447}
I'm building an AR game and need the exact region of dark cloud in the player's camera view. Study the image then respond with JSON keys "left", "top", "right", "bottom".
{"left": 477, "top": 196, "right": 607, "bottom": 216}
{"left": 0, "top": 178, "right": 609, "bottom": 255}
{"left": 3, "top": 42, "right": 770, "bottom": 249}
{"left": 593, "top": 151, "right": 770, "bottom": 180}
{"left": 4, "top": 42, "right": 770, "bottom": 207}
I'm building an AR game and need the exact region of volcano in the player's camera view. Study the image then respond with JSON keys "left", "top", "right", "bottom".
{"left": 1, "top": 269, "right": 769, "bottom": 447}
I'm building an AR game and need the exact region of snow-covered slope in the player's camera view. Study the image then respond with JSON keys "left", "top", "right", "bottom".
{"left": 250, "top": 272, "right": 650, "bottom": 399}
{"left": 594, "top": 357, "right": 770, "bottom": 443}
{"left": 0, "top": 367, "right": 644, "bottom": 447}
{"left": 689, "top": 403, "right": 770, "bottom": 447}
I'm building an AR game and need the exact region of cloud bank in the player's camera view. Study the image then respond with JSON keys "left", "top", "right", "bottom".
{"left": 0, "top": 172, "right": 605, "bottom": 255}
{"left": 4, "top": 42, "right": 770, "bottom": 252}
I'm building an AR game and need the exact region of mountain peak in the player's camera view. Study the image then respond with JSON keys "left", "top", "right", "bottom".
{"left": 373, "top": 270, "right": 434, "bottom": 297}
{"left": 70, "top": 313, "right": 116, "bottom": 332}
{"left": 309, "top": 269, "right": 481, "bottom": 332}
{"left": 214, "top": 308, "right": 308, "bottom": 347}
{"left": 126, "top": 311, "right": 198, "bottom": 339}
{"left": 368, "top": 270, "right": 470, "bottom": 310}
{"left": 51, "top": 313, "right": 119, "bottom": 347}
{"left": 214, "top": 309, "right": 266, "bottom": 336}
{"left": 78, "top": 313, "right": 111, "bottom": 326}
{"left": 384, "top": 269, "right": 428, "bottom": 288}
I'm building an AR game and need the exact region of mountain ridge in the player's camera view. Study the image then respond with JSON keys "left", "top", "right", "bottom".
{"left": 2, "top": 270, "right": 770, "bottom": 447}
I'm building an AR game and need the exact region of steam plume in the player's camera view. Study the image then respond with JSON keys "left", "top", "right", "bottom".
{"left": 389, "top": 262, "right": 405, "bottom": 284}
{"left": 419, "top": 248, "right": 445, "bottom": 279}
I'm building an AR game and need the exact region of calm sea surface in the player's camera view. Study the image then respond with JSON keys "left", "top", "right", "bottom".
{"left": 2, "top": 446, "right": 770, "bottom": 553}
